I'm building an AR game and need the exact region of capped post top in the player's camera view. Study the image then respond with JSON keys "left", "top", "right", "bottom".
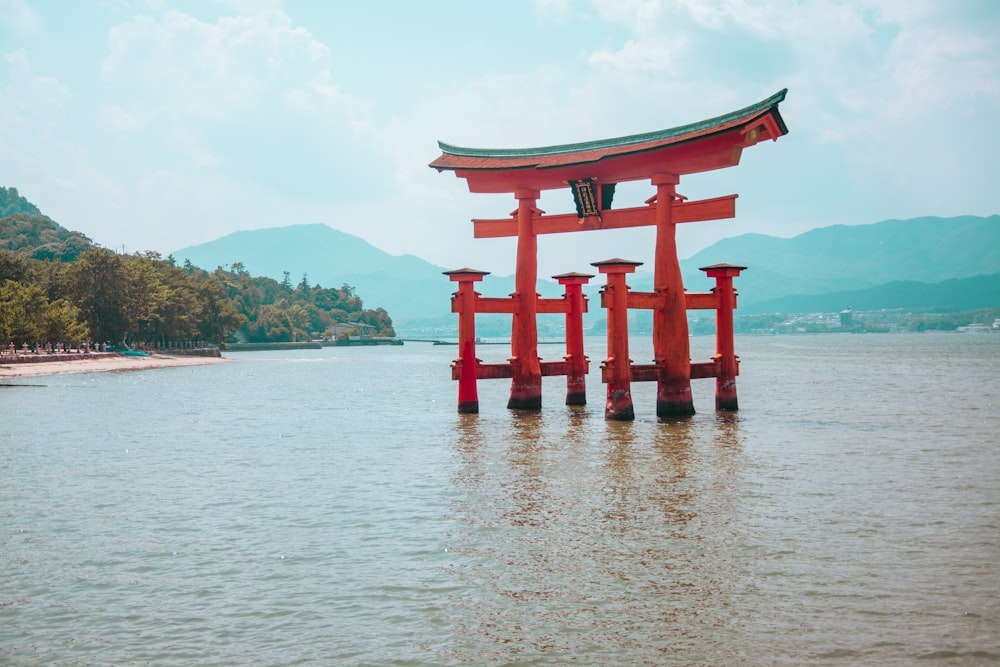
{"left": 591, "top": 258, "right": 643, "bottom": 274}
{"left": 443, "top": 268, "right": 491, "bottom": 281}
{"left": 699, "top": 262, "right": 747, "bottom": 277}
{"left": 552, "top": 271, "right": 595, "bottom": 283}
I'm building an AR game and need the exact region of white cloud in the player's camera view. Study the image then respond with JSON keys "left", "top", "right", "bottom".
{"left": 591, "top": 0, "right": 666, "bottom": 30}
{"left": 0, "top": 0, "right": 40, "bottom": 34}
{"left": 881, "top": 20, "right": 1000, "bottom": 118}
{"left": 216, "top": 0, "right": 282, "bottom": 13}
{"left": 2, "top": 49, "right": 73, "bottom": 125}
{"left": 2, "top": 0, "right": 997, "bottom": 275}
{"left": 533, "top": 0, "right": 571, "bottom": 19}
{"left": 99, "top": 10, "right": 329, "bottom": 118}
{"left": 588, "top": 36, "right": 688, "bottom": 72}
{"left": 91, "top": 7, "right": 387, "bottom": 202}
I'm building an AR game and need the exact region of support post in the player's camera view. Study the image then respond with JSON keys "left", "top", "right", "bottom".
{"left": 508, "top": 189, "right": 543, "bottom": 410}
{"left": 554, "top": 272, "right": 593, "bottom": 405}
{"left": 652, "top": 173, "right": 695, "bottom": 417}
{"left": 445, "top": 268, "right": 489, "bottom": 413}
{"left": 700, "top": 263, "right": 745, "bottom": 411}
{"left": 593, "top": 259, "right": 641, "bottom": 421}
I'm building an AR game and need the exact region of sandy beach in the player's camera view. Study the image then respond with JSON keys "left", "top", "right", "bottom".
{"left": 0, "top": 353, "right": 230, "bottom": 379}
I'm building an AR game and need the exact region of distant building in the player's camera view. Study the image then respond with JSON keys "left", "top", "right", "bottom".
{"left": 327, "top": 322, "right": 377, "bottom": 338}
{"left": 840, "top": 308, "right": 853, "bottom": 328}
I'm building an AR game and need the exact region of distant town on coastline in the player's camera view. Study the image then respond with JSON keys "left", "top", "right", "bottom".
{"left": 2, "top": 185, "right": 998, "bottom": 348}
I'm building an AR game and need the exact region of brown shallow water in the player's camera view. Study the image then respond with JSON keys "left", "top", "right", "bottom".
{"left": 2, "top": 333, "right": 997, "bottom": 665}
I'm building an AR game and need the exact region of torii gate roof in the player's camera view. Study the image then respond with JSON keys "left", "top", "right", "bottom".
{"left": 430, "top": 89, "right": 788, "bottom": 193}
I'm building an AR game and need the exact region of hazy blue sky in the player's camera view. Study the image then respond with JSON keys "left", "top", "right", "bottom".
{"left": 2, "top": 0, "right": 997, "bottom": 277}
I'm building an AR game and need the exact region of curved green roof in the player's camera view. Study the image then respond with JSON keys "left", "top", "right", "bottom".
{"left": 438, "top": 89, "right": 787, "bottom": 159}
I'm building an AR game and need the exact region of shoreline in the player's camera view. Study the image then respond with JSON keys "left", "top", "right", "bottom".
{"left": 0, "top": 352, "right": 231, "bottom": 379}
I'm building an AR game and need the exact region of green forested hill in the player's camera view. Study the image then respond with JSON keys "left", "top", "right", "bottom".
{"left": 0, "top": 189, "right": 395, "bottom": 347}
{"left": 0, "top": 186, "right": 43, "bottom": 217}
{"left": 0, "top": 187, "right": 93, "bottom": 261}
{"left": 1, "top": 213, "right": 93, "bottom": 261}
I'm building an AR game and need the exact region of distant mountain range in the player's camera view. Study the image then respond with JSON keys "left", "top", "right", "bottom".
{"left": 673, "top": 215, "right": 1000, "bottom": 312}
{"left": 173, "top": 224, "right": 532, "bottom": 332}
{"left": 173, "top": 215, "right": 1000, "bottom": 331}
{"left": 9, "top": 182, "right": 993, "bottom": 334}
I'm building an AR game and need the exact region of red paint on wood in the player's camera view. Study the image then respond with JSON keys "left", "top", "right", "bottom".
{"left": 609, "top": 290, "right": 722, "bottom": 312}
{"left": 556, "top": 272, "right": 592, "bottom": 405}
{"left": 685, "top": 292, "right": 719, "bottom": 310}
{"left": 702, "top": 264, "right": 745, "bottom": 411}
{"left": 623, "top": 291, "right": 662, "bottom": 310}
{"left": 462, "top": 360, "right": 579, "bottom": 381}
{"left": 508, "top": 190, "right": 542, "bottom": 410}
{"left": 445, "top": 269, "right": 489, "bottom": 414}
{"left": 652, "top": 175, "right": 695, "bottom": 418}
{"left": 474, "top": 296, "right": 520, "bottom": 314}
{"left": 594, "top": 259, "right": 640, "bottom": 420}
{"left": 472, "top": 195, "right": 737, "bottom": 239}
{"left": 536, "top": 297, "right": 572, "bottom": 315}
{"left": 612, "top": 361, "right": 723, "bottom": 383}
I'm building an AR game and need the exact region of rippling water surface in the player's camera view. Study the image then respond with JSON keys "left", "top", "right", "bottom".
{"left": 2, "top": 334, "right": 998, "bottom": 665}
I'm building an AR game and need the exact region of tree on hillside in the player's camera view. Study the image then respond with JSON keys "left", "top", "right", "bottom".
{"left": 0, "top": 279, "right": 88, "bottom": 346}
{"left": 0, "top": 212, "right": 92, "bottom": 260}
{"left": 61, "top": 247, "right": 128, "bottom": 344}
{"left": 351, "top": 307, "right": 395, "bottom": 337}
{"left": 120, "top": 256, "right": 170, "bottom": 342}
{"left": 0, "top": 251, "right": 32, "bottom": 283}
{"left": 0, "top": 186, "right": 43, "bottom": 218}
{"left": 245, "top": 302, "right": 294, "bottom": 342}
{"left": 205, "top": 266, "right": 395, "bottom": 342}
{"left": 192, "top": 275, "right": 245, "bottom": 343}
{"left": 30, "top": 232, "right": 92, "bottom": 262}
{"left": 0, "top": 188, "right": 395, "bottom": 346}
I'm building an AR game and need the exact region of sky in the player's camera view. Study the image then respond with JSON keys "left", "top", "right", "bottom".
{"left": 1, "top": 0, "right": 998, "bottom": 278}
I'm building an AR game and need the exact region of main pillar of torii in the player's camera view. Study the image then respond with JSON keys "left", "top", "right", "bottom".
{"left": 430, "top": 89, "right": 788, "bottom": 415}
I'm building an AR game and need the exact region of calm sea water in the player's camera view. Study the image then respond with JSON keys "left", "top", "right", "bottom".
{"left": 2, "top": 333, "right": 998, "bottom": 666}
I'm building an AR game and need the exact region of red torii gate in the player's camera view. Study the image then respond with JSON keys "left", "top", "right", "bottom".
{"left": 431, "top": 89, "right": 788, "bottom": 418}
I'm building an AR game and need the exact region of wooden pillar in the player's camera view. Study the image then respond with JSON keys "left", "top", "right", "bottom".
{"left": 508, "top": 188, "right": 543, "bottom": 410}
{"left": 701, "top": 263, "right": 745, "bottom": 411}
{"left": 652, "top": 173, "right": 695, "bottom": 417}
{"left": 445, "top": 268, "right": 489, "bottom": 414}
{"left": 554, "top": 272, "right": 593, "bottom": 405}
{"left": 593, "top": 258, "right": 641, "bottom": 421}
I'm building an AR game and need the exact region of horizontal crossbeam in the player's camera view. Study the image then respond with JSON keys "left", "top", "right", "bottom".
{"left": 456, "top": 359, "right": 733, "bottom": 383}
{"left": 451, "top": 359, "right": 589, "bottom": 381}
{"left": 598, "top": 291, "right": 731, "bottom": 310}
{"left": 600, "top": 359, "right": 738, "bottom": 383}
{"left": 473, "top": 195, "right": 737, "bottom": 239}
{"left": 451, "top": 295, "right": 587, "bottom": 315}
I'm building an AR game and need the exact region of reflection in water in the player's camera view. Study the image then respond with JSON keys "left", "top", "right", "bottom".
{"left": 8, "top": 335, "right": 994, "bottom": 664}
{"left": 504, "top": 414, "right": 548, "bottom": 529}
{"left": 713, "top": 411, "right": 743, "bottom": 449}
{"left": 444, "top": 411, "right": 751, "bottom": 664}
